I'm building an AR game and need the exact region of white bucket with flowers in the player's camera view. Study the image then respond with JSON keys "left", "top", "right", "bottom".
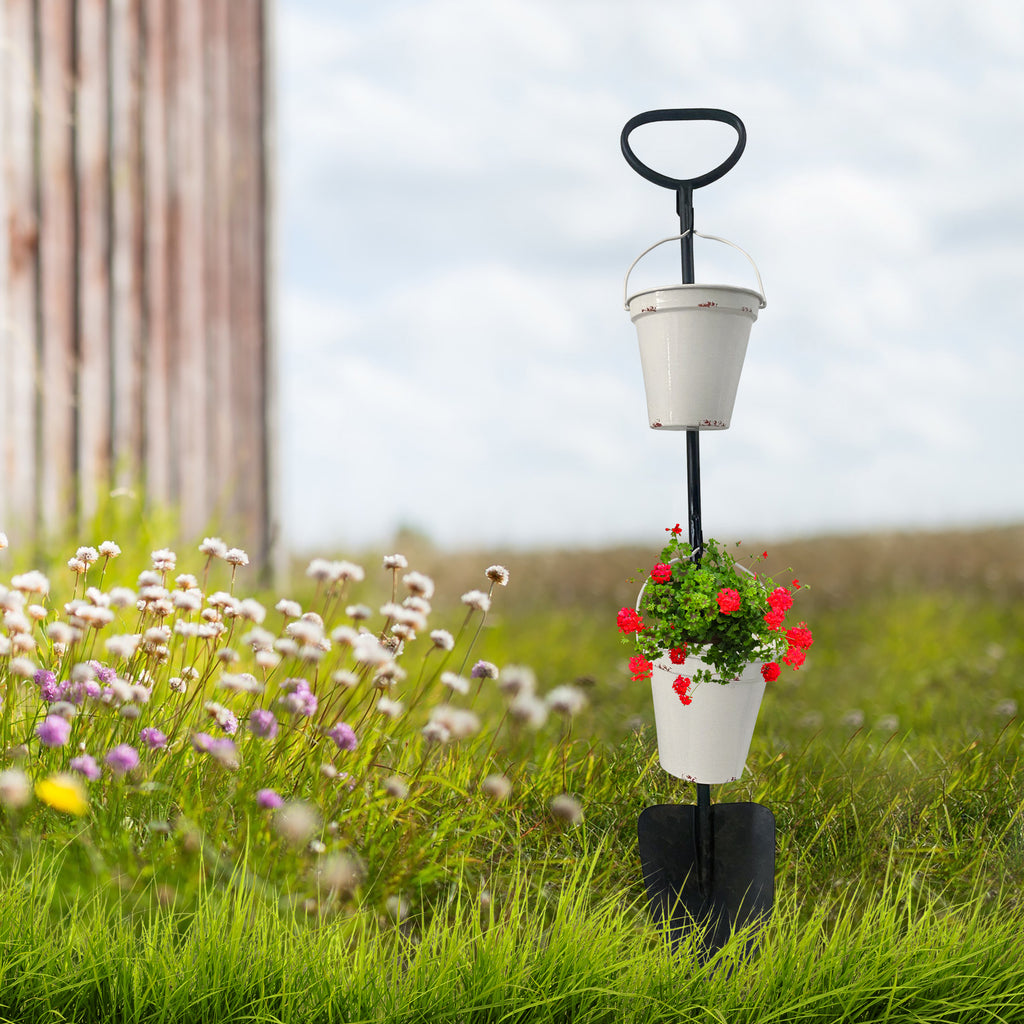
{"left": 619, "top": 526, "right": 812, "bottom": 785}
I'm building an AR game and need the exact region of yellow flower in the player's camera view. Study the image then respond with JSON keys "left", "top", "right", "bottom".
{"left": 35, "top": 773, "right": 89, "bottom": 816}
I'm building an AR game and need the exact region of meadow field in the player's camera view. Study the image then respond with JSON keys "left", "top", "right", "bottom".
{"left": 1, "top": 516, "right": 1023, "bottom": 1022}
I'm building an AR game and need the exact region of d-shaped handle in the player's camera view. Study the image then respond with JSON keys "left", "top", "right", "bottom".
{"left": 621, "top": 108, "right": 746, "bottom": 191}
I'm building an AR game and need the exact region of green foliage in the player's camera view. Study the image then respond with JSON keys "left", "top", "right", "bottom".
{"left": 630, "top": 534, "right": 810, "bottom": 685}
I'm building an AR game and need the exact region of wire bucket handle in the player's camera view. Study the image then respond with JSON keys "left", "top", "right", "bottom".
{"left": 623, "top": 230, "right": 767, "bottom": 311}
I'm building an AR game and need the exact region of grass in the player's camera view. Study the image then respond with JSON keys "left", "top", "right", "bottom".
{"left": 2, "top": 511, "right": 1024, "bottom": 1020}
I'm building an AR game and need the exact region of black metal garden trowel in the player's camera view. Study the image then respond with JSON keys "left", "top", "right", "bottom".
{"left": 622, "top": 109, "right": 777, "bottom": 958}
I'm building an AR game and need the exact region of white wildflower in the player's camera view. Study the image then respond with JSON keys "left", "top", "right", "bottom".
{"left": 27, "top": 604, "right": 47, "bottom": 621}
{"left": 428, "top": 706, "right": 480, "bottom": 739}
{"left": 109, "top": 587, "right": 136, "bottom": 608}
{"left": 545, "top": 685, "right": 587, "bottom": 718}
{"left": 274, "top": 801, "right": 319, "bottom": 845}
{"left": 376, "top": 696, "right": 405, "bottom": 720}
{"left": 440, "top": 672, "right": 470, "bottom": 695}
{"left": 549, "top": 794, "right": 583, "bottom": 826}
{"left": 0, "top": 532, "right": 8, "bottom": 550}
{"left": 402, "top": 571, "right": 434, "bottom": 599}
{"left": 332, "top": 670, "right": 359, "bottom": 689}
{"left": 421, "top": 721, "right": 451, "bottom": 745}
{"left": 255, "top": 650, "right": 281, "bottom": 670}
{"left": 150, "top": 548, "right": 176, "bottom": 572}
{"left": 98, "top": 540, "right": 121, "bottom": 558}
{"left": 332, "top": 625, "right": 359, "bottom": 647}
{"left": 76, "top": 546, "right": 100, "bottom": 565}
{"left": 275, "top": 598, "right": 301, "bottom": 618}
{"left": 242, "top": 627, "right": 275, "bottom": 652}
{"left": 345, "top": 604, "right": 372, "bottom": 621}
{"left": 461, "top": 590, "right": 491, "bottom": 613}
{"left": 383, "top": 554, "right": 408, "bottom": 570}
{"left": 286, "top": 619, "right": 323, "bottom": 646}
{"left": 46, "top": 621, "right": 77, "bottom": 645}
{"left": 175, "top": 573, "right": 199, "bottom": 590}
{"left": 305, "top": 558, "right": 334, "bottom": 582}
{"left": 199, "top": 537, "right": 228, "bottom": 559}
{"left": 509, "top": 692, "right": 548, "bottom": 729}
{"left": 383, "top": 776, "right": 408, "bottom": 799}
{"left": 430, "top": 629, "right": 455, "bottom": 651}
{"left": 486, "top": 565, "right": 510, "bottom": 586}
{"left": 499, "top": 665, "right": 536, "bottom": 697}
{"left": 67, "top": 557, "right": 88, "bottom": 575}
{"left": 137, "top": 570, "right": 162, "bottom": 588}
{"left": 481, "top": 774, "right": 512, "bottom": 801}
{"left": 11, "top": 571, "right": 50, "bottom": 595}
{"left": 0, "top": 768, "right": 32, "bottom": 809}
{"left": 224, "top": 548, "right": 249, "bottom": 567}
{"left": 403, "top": 596, "right": 431, "bottom": 615}
{"left": 237, "top": 598, "right": 266, "bottom": 624}
{"left": 173, "top": 590, "right": 203, "bottom": 613}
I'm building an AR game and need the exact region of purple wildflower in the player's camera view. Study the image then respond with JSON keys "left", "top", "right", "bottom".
{"left": 256, "top": 788, "right": 284, "bottom": 809}
{"left": 327, "top": 721, "right": 358, "bottom": 752}
{"left": 249, "top": 708, "right": 278, "bottom": 740}
{"left": 89, "top": 661, "right": 118, "bottom": 685}
{"left": 139, "top": 727, "right": 168, "bottom": 750}
{"left": 279, "top": 680, "right": 317, "bottom": 717}
{"left": 70, "top": 754, "right": 102, "bottom": 781}
{"left": 471, "top": 660, "right": 499, "bottom": 680}
{"left": 35, "top": 670, "right": 60, "bottom": 703}
{"left": 192, "top": 732, "right": 215, "bottom": 753}
{"left": 36, "top": 715, "right": 72, "bottom": 747}
{"left": 105, "top": 744, "right": 140, "bottom": 775}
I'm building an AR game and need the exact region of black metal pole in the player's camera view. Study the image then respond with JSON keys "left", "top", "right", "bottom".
{"left": 678, "top": 184, "right": 713, "bottom": 898}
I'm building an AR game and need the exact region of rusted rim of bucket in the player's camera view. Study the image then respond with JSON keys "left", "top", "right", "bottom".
{"left": 627, "top": 283, "right": 764, "bottom": 318}
{"left": 624, "top": 231, "right": 767, "bottom": 311}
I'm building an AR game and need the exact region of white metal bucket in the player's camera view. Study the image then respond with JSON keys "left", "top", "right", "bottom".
{"left": 624, "top": 232, "right": 766, "bottom": 430}
{"left": 650, "top": 649, "right": 766, "bottom": 784}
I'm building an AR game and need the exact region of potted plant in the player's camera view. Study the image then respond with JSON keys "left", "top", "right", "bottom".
{"left": 618, "top": 524, "right": 812, "bottom": 783}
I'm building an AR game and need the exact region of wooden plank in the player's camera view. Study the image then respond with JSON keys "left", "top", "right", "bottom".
{"left": 169, "top": 0, "right": 206, "bottom": 538}
{"left": 141, "top": 0, "right": 170, "bottom": 506}
{"left": 0, "top": 0, "right": 10, "bottom": 532}
{"left": 203, "top": 0, "right": 234, "bottom": 532}
{"left": 228, "top": 0, "right": 265, "bottom": 559}
{"left": 37, "top": 0, "right": 77, "bottom": 536}
{"left": 260, "top": 0, "right": 281, "bottom": 580}
{"left": 109, "top": 0, "right": 144, "bottom": 492}
{"left": 75, "top": 0, "right": 111, "bottom": 522}
{"left": 2, "top": 0, "right": 40, "bottom": 542}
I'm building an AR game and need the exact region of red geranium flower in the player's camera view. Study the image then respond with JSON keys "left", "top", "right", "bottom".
{"left": 763, "top": 608, "right": 786, "bottom": 631}
{"left": 669, "top": 645, "right": 687, "bottom": 664}
{"left": 649, "top": 562, "right": 672, "bottom": 584}
{"left": 785, "top": 623, "right": 813, "bottom": 649}
{"left": 761, "top": 662, "right": 781, "bottom": 682}
{"left": 672, "top": 676, "right": 692, "bottom": 705}
{"left": 629, "top": 655, "right": 654, "bottom": 681}
{"left": 617, "top": 607, "right": 644, "bottom": 634}
{"left": 666, "top": 523, "right": 683, "bottom": 536}
{"left": 782, "top": 647, "right": 806, "bottom": 669}
{"left": 768, "top": 587, "right": 793, "bottom": 613}
{"left": 716, "top": 588, "right": 741, "bottom": 615}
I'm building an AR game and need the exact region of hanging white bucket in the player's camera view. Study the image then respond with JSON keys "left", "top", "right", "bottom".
{"left": 624, "top": 231, "right": 766, "bottom": 430}
{"left": 650, "top": 650, "right": 766, "bottom": 784}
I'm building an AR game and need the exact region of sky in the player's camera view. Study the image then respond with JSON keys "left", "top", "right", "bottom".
{"left": 276, "top": 0, "right": 1024, "bottom": 553}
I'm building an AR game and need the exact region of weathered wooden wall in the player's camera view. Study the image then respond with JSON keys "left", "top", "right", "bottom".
{"left": 0, "top": 0, "right": 277, "bottom": 568}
